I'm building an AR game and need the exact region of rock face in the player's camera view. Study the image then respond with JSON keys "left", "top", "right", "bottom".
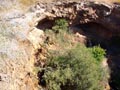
{"left": 0, "top": 6, "right": 45, "bottom": 90}
{"left": 32, "top": 1, "right": 120, "bottom": 36}
{"left": 0, "top": 1, "right": 120, "bottom": 90}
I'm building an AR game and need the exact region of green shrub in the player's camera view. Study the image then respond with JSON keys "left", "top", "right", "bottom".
{"left": 52, "top": 19, "right": 68, "bottom": 33}
{"left": 41, "top": 19, "right": 107, "bottom": 90}
{"left": 89, "top": 46, "right": 106, "bottom": 62}
{"left": 40, "top": 45, "right": 104, "bottom": 90}
{"left": 44, "top": 19, "right": 72, "bottom": 48}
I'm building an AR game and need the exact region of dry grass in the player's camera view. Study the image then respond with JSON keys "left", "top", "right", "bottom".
{"left": 19, "top": 0, "right": 38, "bottom": 6}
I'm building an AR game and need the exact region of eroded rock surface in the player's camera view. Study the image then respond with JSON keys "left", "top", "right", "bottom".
{"left": 0, "top": 1, "right": 120, "bottom": 90}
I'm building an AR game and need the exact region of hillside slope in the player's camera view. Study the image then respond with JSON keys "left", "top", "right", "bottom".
{"left": 0, "top": 0, "right": 120, "bottom": 90}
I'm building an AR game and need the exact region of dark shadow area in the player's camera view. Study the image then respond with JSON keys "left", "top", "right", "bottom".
{"left": 107, "top": 36, "right": 120, "bottom": 90}
{"left": 108, "top": 55, "right": 120, "bottom": 90}
{"left": 36, "top": 18, "right": 55, "bottom": 30}
{"left": 36, "top": 17, "right": 68, "bottom": 31}
{"left": 72, "top": 22, "right": 111, "bottom": 48}
{"left": 72, "top": 22, "right": 120, "bottom": 90}
{"left": 37, "top": 70, "right": 46, "bottom": 87}
{"left": 36, "top": 17, "right": 120, "bottom": 89}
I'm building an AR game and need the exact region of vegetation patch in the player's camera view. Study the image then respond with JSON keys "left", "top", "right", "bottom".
{"left": 35, "top": 19, "right": 108, "bottom": 90}
{"left": 40, "top": 45, "right": 105, "bottom": 90}
{"left": 88, "top": 46, "right": 106, "bottom": 63}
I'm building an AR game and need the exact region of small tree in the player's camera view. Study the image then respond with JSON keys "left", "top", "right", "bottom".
{"left": 45, "top": 19, "right": 72, "bottom": 48}
{"left": 52, "top": 19, "right": 68, "bottom": 33}
{"left": 40, "top": 45, "right": 104, "bottom": 90}
{"left": 41, "top": 18, "right": 107, "bottom": 90}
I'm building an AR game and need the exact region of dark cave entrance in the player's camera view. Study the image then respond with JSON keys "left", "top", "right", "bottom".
{"left": 36, "top": 17, "right": 69, "bottom": 31}
{"left": 36, "top": 18, "right": 120, "bottom": 90}
{"left": 73, "top": 22, "right": 120, "bottom": 90}
{"left": 72, "top": 22, "right": 112, "bottom": 48}
{"left": 36, "top": 18, "right": 55, "bottom": 30}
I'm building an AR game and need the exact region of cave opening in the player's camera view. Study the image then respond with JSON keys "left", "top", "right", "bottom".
{"left": 72, "top": 22, "right": 112, "bottom": 48}
{"left": 36, "top": 17, "right": 69, "bottom": 31}
{"left": 73, "top": 22, "right": 120, "bottom": 90}
{"left": 36, "top": 17, "right": 120, "bottom": 90}
{"left": 36, "top": 18, "right": 55, "bottom": 30}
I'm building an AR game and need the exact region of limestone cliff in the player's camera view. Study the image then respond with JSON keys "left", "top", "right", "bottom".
{"left": 0, "top": 1, "right": 120, "bottom": 90}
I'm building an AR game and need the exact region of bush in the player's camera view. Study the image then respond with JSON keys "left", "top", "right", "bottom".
{"left": 41, "top": 19, "right": 107, "bottom": 90}
{"left": 52, "top": 19, "right": 68, "bottom": 33}
{"left": 44, "top": 19, "right": 73, "bottom": 48}
{"left": 89, "top": 46, "right": 106, "bottom": 62}
{"left": 40, "top": 45, "right": 104, "bottom": 90}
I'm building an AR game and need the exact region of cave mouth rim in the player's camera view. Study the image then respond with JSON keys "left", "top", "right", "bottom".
{"left": 36, "top": 17, "right": 120, "bottom": 90}
{"left": 36, "top": 17, "right": 70, "bottom": 31}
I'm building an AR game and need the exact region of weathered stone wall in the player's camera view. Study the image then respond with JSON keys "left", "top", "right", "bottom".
{"left": 0, "top": 1, "right": 120, "bottom": 90}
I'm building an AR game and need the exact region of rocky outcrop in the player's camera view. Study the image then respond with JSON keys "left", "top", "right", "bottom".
{"left": 0, "top": 6, "right": 45, "bottom": 90}
{"left": 31, "top": 1, "right": 120, "bottom": 36}
{"left": 0, "top": 1, "right": 120, "bottom": 90}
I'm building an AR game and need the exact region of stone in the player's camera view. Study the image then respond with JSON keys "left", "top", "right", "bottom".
{"left": 27, "top": 28, "right": 44, "bottom": 49}
{"left": 1, "top": 1, "right": 120, "bottom": 90}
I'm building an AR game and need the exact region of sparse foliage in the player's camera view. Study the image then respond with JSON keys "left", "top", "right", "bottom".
{"left": 45, "top": 19, "right": 72, "bottom": 48}
{"left": 40, "top": 45, "right": 104, "bottom": 90}
{"left": 38, "top": 19, "right": 107, "bottom": 90}
{"left": 89, "top": 46, "right": 106, "bottom": 62}
{"left": 52, "top": 19, "right": 68, "bottom": 33}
